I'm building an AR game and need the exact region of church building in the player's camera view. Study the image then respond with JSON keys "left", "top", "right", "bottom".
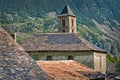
{"left": 20, "top": 5, "right": 107, "bottom": 74}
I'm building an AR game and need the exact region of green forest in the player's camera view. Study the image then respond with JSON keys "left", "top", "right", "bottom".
{"left": 0, "top": 0, "right": 120, "bottom": 55}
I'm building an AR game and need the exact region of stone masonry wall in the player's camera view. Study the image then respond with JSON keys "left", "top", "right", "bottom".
{"left": 28, "top": 51, "right": 94, "bottom": 69}
{"left": 68, "top": 16, "right": 76, "bottom": 33}
{"left": 58, "top": 16, "right": 69, "bottom": 33}
{"left": 28, "top": 51, "right": 106, "bottom": 74}
{"left": 94, "top": 52, "right": 106, "bottom": 74}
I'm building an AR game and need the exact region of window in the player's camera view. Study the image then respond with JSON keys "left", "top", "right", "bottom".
{"left": 47, "top": 55, "right": 53, "bottom": 61}
{"left": 99, "top": 56, "right": 102, "bottom": 68}
{"left": 68, "top": 55, "right": 74, "bottom": 60}
{"left": 71, "top": 19, "right": 74, "bottom": 26}
{"left": 62, "top": 19, "right": 65, "bottom": 26}
{"left": 72, "top": 29, "right": 74, "bottom": 33}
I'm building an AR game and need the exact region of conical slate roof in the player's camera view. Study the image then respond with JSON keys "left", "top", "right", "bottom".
{"left": 0, "top": 28, "right": 53, "bottom": 80}
{"left": 60, "top": 5, "right": 75, "bottom": 16}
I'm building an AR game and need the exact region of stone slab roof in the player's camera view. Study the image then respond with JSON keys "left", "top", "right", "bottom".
{"left": 37, "top": 60, "right": 105, "bottom": 80}
{"left": 20, "top": 33, "right": 105, "bottom": 52}
{"left": 59, "top": 5, "right": 75, "bottom": 16}
{"left": 0, "top": 28, "right": 53, "bottom": 80}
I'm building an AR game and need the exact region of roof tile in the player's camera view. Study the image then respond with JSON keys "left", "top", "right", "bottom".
{"left": 37, "top": 60, "right": 105, "bottom": 80}
{"left": 0, "top": 28, "right": 53, "bottom": 80}
{"left": 20, "top": 33, "right": 105, "bottom": 52}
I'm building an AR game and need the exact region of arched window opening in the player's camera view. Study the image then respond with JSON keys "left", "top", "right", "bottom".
{"left": 72, "top": 29, "right": 74, "bottom": 33}
{"left": 71, "top": 19, "right": 74, "bottom": 26}
{"left": 62, "top": 19, "right": 65, "bottom": 27}
{"left": 99, "top": 56, "right": 102, "bottom": 68}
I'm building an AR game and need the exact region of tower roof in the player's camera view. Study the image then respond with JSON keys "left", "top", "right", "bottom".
{"left": 60, "top": 5, "right": 75, "bottom": 16}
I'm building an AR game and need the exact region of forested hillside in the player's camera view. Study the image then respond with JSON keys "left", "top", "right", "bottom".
{"left": 0, "top": 0, "right": 120, "bottom": 54}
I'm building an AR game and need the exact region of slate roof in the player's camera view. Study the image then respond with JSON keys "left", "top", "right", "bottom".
{"left": 20, "top": 33, "right": 105, "bottom": 52}
{"left": 60, "top": 5, "right": 75, "bottom": 16}
{"left": 37, "top": 60, "right": 105, "bottom": 80}
{"left": 0, "top": 28, "right": 53, "bottom": 80}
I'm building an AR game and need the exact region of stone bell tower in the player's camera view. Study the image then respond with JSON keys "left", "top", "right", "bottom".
{"left": 57, "top": 5, "right": 76, "bottom": 33}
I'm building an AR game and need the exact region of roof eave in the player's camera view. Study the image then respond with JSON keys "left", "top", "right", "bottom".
{"left": 26, "top": 49, "right": 107, "bottom": 53}
{"left": 57, "top": 14, "right": 76, "bottom": 17}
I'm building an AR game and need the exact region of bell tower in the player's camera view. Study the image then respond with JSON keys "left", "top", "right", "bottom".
{"left": 57, "top": 5, "right": 76, "bottom": 33}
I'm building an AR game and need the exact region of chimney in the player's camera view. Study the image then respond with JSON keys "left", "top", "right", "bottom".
{"left": 11, "top": 33, "right": 16, "bottom": 41}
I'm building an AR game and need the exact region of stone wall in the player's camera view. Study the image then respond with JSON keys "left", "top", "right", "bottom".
{"left": 107, "top": 63, "right": 116, "bottom": 74}
{"left": 28, "top": 51, "right": 94, "bottom": 68}
{"left": 28, "top": 51, "right": 106, "bottom": 74}
{"left": 94, "top": 52, "right": 106, "bottom": 74}
{"left": 74, "top": 52, "right": 94, "bottom": 68}
{"left": 57, "top": 15, "right": 76, "bottom": 33}
{"left": 68, "top": 16, "right": 76, "bottom": 33}
{"left": 58, "top": 16, "right": 69, "bottom": 33}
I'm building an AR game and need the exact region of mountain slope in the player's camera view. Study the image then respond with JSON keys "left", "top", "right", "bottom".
{"left": 0, "top": 0, "right": 120, "bottom": 54}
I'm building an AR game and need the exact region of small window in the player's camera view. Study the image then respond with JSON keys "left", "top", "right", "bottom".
{"left": 47, "top": 55, "right": 53, "bottom": 61}
{"left": 62, "top": 19, "right": 65, "bottom": 26}
{"left": 62, "top": 29, "right": 65, "bottom": 33}
{"left": 68, "top": 55, "right": 74, "bottom": 60}
{"left": 71, "top": 19, "right": 74, "bottom": 26}
{"left": 100, "top": 56, "right": 102, "bottom": 68}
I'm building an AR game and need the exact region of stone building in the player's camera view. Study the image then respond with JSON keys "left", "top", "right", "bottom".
{"left": 0, "top": 28, "right": 53, "bottom": 80}
{"left": 57, "top": 5, "right": 76, "bottom": 33}
{"left": 20, "top": 5, "right": 107, "bottom": 74}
